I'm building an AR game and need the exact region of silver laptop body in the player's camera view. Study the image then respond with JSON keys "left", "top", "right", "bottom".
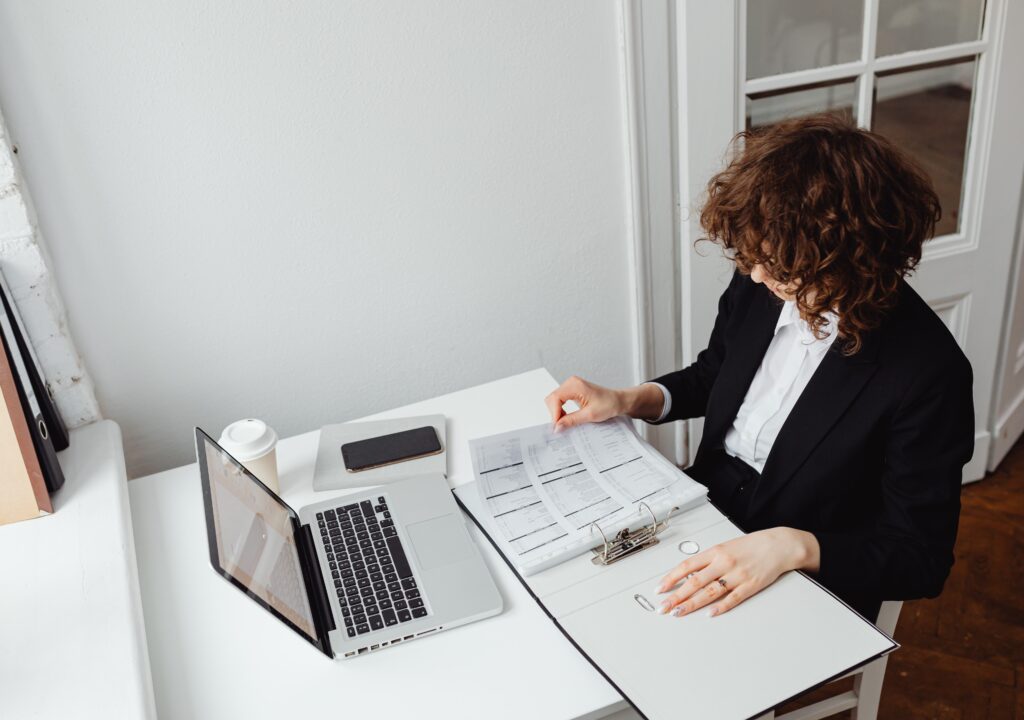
{"left": 195, "top": 428, "right": 502, "bottom": 660}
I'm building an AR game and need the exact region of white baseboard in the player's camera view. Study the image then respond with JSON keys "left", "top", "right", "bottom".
{"left": 964, "top": 430, "right": 990, "bottom": 484}
{"left": 989, "top": 386, "right": 1024, "bottom": 472}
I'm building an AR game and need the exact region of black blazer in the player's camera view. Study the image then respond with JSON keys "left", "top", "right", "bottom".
{"left": 650, "top": 271, "right": 974, "bottom": 619}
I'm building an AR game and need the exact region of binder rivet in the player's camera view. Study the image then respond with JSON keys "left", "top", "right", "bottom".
{"left": 678, "top": 540, "right": 700, "bottom": 555}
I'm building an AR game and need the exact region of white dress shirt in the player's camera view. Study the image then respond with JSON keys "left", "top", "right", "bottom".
{"left": 648, "top": 300, "right": 838, "bottom": 473}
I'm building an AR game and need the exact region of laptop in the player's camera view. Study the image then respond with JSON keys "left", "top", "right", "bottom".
{"left": 195, "top": 427, "right": 503, "bottom": 659}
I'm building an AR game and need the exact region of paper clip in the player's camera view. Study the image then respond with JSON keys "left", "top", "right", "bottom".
{"left": 589, "top": 502, "right": 676, "bottom": 567}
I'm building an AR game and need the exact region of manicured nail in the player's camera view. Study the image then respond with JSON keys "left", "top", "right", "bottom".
{"left": 653, "top": 584, "right": 664, "bottom": 595}
{"left": 658, "top": 602, "right": 671, "bottom": 614}
{"left": 707, "top": 608, "right": 718, "bottom": 618}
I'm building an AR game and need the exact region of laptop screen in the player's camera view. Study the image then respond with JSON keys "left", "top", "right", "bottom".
{"left": 196, "top": 430, "right": 318, "bottom": 644}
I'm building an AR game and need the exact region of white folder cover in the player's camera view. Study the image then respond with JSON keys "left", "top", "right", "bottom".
{"left": 454, "top": 484, "right": 897, "bottom": 720}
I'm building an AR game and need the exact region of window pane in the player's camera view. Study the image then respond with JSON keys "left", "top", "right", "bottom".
{"left": 876, "top": 0, "right": 985, "bottom": 57}
{"left": 873, "top": 58, "right": 977, "bottom": 236}
{"left": 746, "top": 78, "right": 858, "bottom": 130}
{"left": 746, "top": 0, "right": 864, "bottom": 80}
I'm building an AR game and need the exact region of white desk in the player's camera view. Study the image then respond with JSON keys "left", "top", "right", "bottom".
{"left": 130, "top": 369, "right": 628, "bottom": 720}
{"left": 0, "top": 420, "right": 156, "bottom": 720}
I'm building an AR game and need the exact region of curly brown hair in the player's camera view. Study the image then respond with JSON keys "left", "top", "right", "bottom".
{"left": 700, "top": 113, "right": 941, "bottom": 355}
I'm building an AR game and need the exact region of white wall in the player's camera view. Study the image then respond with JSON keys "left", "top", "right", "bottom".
{"left": 0, "top": 1, "right": 637, "bottom": 477}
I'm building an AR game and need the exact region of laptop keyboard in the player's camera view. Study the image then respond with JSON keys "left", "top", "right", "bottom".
{"left": 317, "top": 497, "right": 428, "bottom": 638}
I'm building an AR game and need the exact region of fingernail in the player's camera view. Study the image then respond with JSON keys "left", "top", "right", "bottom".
{"left": 653, "top": 584, "right": 664, "bottom": 595}
{"left": 707, "top": 608, "right": 718, "bottom": 618}
{"left": 658, "top": 603, "right": 670, "bottom": 615}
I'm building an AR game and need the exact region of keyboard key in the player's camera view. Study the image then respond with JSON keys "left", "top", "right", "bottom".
{"left": 381, "top": 519, "right": 394, "bottom": 528}
{"left": 344, "top": 615, "right": 353, "bottom": 627}
{"left": 385, "top": 537, "right": 414, "bottom": 579}
{"left": 357, "top": 578, "right": 370, "bottom": 589}
{"left": 397, "top": 609, "right": 412, "bottom": 623}
{"left": 391, "top": 590, "right": 404, "bottom": 601}
{"left": 383, "top": 610, "right": 398, "bottom": 626}
{"left": 373, "top": 540, "right": 387, "bottom": 550}
{"left": 347, "top": 627, "right": 356, "bottom": 638}
{"left": 331, "top": 570, "right": 340, "bottom": 579}
{"left": 370, "top": 571, "right": 383, "bottom": 582}
{"left": 354, "top": 613, "right": 367, "bottom": 625}
{"left": 360, "top": 501, "right": 374, "bottom": 517}
{"left": 387, "top": 581, "right": 401, "bottom": 592}
{"left": 379, "top": 599, "right": 393, "bottom": 610}
{"left": 409, "top": 598, "right": 424, "bottom": 609}
{"left": 384, "top": 572, "right": 397, "bottom": 583}
{"left": 406, "top": 589, "right": 420, "bottom": 599}
{"left": 412, "top": 607, "right": 428, "bottom": 619}
{"left": 367, "top": 563, "right": 380, "bottom": 574}
{"left": 383, "top": 511, "right": 391, "bottom": 519}
{"left": 364, "top": 595, "right": 377, "bottom": 607}
{"left": 360, "top": 539, "right": 373, "bottom": 550}
{"left": 338, "top": 595, "right": 347, "bottom": 606}
{"left": 344, "top": 578, "right": 357, "bottom": 589}
{"left": 378, "top": 496, "right": 386, "bottom": 504}
{"left": 383, "top": 527, "right": 397, "bottom": 538}
{"left": 376, "top": 548, "right": 389, "bottom": 559}
{"left": 360, "top": 588, "right": 373, "bottom": 599}
{"left": 369, "top": 616, "right": 384, "bottom": 631}
{"left": 382, "top": 563, "right": 395, "bottom": 575}
{"left": 376, "top": 590, "right": 389, "bottom": 600}
{"left": 341, "top": 606, "right": 350, "bottom": 617}
{"left": 334, "top": 579, "right": 342, "bottom": 588}
{"left": 372, "top": 581, "right": 386, "bottom": 592}
{"left": 356, "top": 623, "right": 369, "bottom": 635}
{"left": 371, "top": 531, "right": 383, "bottom": 541}
{"left": 401, "top": 578, "right": 417, "bottom": 591}
{"left": 324, "top": 510, "right": 335, "bottom": 520}
{"left": 337, "top": 588, "right": 345, "bottom": 597}
{"left": 356, "top": 570, "right": 368, "bottom": 580}
{"left": 394, "top": 600, "right": 408, "bottom": 610}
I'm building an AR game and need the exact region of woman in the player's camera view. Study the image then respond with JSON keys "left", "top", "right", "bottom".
{"left": 545, "top": 113, "right": 974, "bottom": 621}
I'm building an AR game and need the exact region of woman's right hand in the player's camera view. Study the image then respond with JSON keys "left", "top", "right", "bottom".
{"left": 544, "top": 376, "right": 664, "bottom": 432}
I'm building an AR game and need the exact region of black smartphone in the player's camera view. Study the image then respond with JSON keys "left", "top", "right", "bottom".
{"left": 341, "top": 426, "right": 443, "bottom": 473}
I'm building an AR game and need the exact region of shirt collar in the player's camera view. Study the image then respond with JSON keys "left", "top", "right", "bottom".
{"left": 774, "top": 300, "right": 838, "bottom": 355}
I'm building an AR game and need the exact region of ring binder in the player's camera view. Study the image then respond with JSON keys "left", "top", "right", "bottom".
{"left": 589, "top": 502, "right": 677, "bottom": 567}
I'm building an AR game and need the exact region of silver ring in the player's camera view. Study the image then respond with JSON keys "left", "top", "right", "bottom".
{"left": 717, "top": 578, "right": 727, "bottom": 589}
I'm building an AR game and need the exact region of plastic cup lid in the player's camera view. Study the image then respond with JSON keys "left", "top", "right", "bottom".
{"left": 219, "top": 419, "right": 278, "bottom": 461}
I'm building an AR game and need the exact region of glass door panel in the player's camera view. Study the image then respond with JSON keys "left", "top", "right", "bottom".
{"left": 746, "top": 78, "right": 859, "bottom": 130}
{"left": 876, "top": 0, "right": 986, "bottom": 57}
{"left": 873, "top": 58, "right": 977, "bottom": 236}
{"left": 747, "top": 0, "right": 863, "bottom": 79}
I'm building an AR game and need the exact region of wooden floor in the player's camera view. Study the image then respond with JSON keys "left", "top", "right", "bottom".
{"left": 773, "top": 439, "right": 1024, "bottom": 719}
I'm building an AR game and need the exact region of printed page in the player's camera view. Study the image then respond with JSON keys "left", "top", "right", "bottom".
{"left": 469, "top": 418, "right": 708, "bottom": 575}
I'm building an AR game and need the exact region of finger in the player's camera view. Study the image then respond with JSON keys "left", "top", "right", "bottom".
{"left": 544, "top": 392, "right": 567, "bottom": 425}
{"left": 657, "top": 560, "right": 725, "bottom": 614}
{"left": 554, "top": 406, "right": 594, "bottom": 432}
{"left": 709, "top": 582, "right": 754, "bottom": 617}
{"left": 545, "top": 377, "right": 585, "bottom": 425}
{"left": 655, "top": 552, "right": 712, "bottom": 593}
{"left": 672, "top": 575, "right": 731, "bottom": 617}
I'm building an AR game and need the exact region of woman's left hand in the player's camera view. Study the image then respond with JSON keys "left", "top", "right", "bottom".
{"left": 654, "top": 527, "right": 820, "bottom": 618}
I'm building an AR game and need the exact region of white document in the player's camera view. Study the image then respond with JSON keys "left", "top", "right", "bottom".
{"left": 469, "top": 417, "right": 708, "bottom": 575}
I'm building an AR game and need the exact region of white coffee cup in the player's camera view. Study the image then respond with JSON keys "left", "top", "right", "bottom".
{"left": 219, "top": 419, "right": 280, "bottom": 494}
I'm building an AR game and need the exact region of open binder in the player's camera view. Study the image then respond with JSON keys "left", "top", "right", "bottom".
{"left": 454, "top": 473, "right": 897, "bottom": 720}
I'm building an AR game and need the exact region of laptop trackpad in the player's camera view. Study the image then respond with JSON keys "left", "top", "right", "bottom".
{"left": 408, "top": 515, "right": 472, "bottom": 570}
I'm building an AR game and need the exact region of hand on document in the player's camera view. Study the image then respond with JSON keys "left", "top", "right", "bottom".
{"left": 545, "top": 376, "right": 666, "bottom": 431}
{"left": 653, "top": 526, "right": 822, "bottom": 618}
